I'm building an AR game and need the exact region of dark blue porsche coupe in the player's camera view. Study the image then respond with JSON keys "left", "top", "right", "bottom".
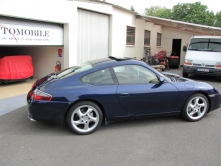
{"left": 27, "top": 56, "right": 221, "bottom": 135}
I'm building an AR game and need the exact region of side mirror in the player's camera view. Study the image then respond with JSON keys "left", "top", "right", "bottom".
{"left": 183, "top": 46, "right": 187, "bottom": 52}
{"left": 159, "top": 76, "right": 165, "bottom": 83}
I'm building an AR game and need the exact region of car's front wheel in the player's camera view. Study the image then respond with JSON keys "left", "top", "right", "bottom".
{"left": 67, "top": 101, "right": 103, "bottom": 135}
{"left": 181, "top": 93, "right": 209, "bottom": 122}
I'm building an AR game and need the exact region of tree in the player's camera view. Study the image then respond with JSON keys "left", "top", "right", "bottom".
{"left": 214, "top": 12, "right": 221, "bottom": 27}
{"left": 158, "top": 9, "right": 173, "bottom": 19}
{"left": 170, "top": 2, "right": 215, "bottom": 25}
{"left": 146, "top": 2, "right": 218, "bottom": 27}
{"left": 144, "top": 6, "right": 168, "bottom": 17}
{"left": 130, "top": 6, "right": 135, "bottom": 12}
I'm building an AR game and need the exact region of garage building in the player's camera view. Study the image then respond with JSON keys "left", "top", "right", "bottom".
{"left": 1, "top": 0, "right": 221, "bottom": 79}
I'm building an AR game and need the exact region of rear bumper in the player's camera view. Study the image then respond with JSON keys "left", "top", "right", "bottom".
{"left": 28, "top": 114, "right": 36, "bottom": 121}
{"left": 183, "top": 65, "right": 221, "bottom": 77}
{"left": 27, "top": 101, "right": 70, "bottom": 124}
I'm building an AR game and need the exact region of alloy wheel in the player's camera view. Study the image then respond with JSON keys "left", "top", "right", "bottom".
{"left": 186, "top": 96, "right": 207, "bottom": 120}
{"left": 70, "top": 105, "right": 100, "bottom": 133}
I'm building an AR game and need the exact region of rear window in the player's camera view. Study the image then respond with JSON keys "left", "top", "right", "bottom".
{"left": 57, "top": 62, "right": 92, "bottom": 79}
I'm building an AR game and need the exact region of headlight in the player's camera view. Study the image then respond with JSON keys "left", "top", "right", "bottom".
{"left": 215, "top": 62, "right": 221, "bottom": 68}
{"left": 184, "top": 60, "right": 193, "bottom": 66}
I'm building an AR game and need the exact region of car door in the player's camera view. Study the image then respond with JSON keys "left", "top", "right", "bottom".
{"left": 113, "top": 65, "right": 178, "bottom": 115}
{"left": 81, "top": 68, "right": 128, "bottom": 119}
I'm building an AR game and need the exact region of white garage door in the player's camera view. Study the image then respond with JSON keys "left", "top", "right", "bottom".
{"left": 77, "top": 9, "right": 109, "bottom": 64}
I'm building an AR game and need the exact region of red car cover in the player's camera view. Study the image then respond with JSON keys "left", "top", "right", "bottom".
{"left": 0, "top": 55, "right": 34, "bottom": 81}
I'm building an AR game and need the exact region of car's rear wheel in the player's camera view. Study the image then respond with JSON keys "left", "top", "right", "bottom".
{"left": 67, "top": 101, "right": 103, "bottom": 135}
{"left": 181, "top": 93, "right": 209, "bottom": 122}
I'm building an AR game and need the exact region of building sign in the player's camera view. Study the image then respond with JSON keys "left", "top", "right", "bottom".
{"left": 0, "top": 18, "right": 63, "bottom": 46}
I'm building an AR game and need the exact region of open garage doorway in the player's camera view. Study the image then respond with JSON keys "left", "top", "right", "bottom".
{"left": 0, "top": 16, "right": 64, "bottom": 79}
{"left": 171, "top": 39, "right": 181, "bottom": 58}
{"left": 170, "top": 39, "right": 181, "bottom": 68}
{"left": 0, "top": 46, "right": 64, "bottom": 79}
{"left": 0, "top": 46, "right": 64, "bottom": 99}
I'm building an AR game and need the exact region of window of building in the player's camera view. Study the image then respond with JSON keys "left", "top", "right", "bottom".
{"left": 157, "top": 33, "right": 162, "bottom": 46}
{"left": 126, "top": 26, "right": 135, "bottom": 45}
{"left": 144, "top": 30, "right": 150, "bottom": 46}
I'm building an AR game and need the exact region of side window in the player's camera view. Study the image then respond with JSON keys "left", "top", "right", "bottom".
{"left": 157, "top": 33, "right": 162, "bottom": 46}
{"left": 126, "top": 26, "right": 135, "bottom": 45}
{"left": 113, "top": 65, "right": 159, "bottom": 84}
{"left": 144, "top": 30, "right": 150, "bottom": 46}
{"left": 82, "top": 68, "right": 114, "bottom": 84}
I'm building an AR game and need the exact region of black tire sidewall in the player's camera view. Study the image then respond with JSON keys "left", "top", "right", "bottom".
{"left": 67, "top": 101, "right": 103, "bottom": 135}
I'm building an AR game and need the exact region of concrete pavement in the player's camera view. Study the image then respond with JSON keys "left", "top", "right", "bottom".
{"left": 0, "top": 78, "right": 36, "bottom": 116}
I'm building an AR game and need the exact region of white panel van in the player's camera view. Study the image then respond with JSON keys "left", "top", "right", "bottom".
{"left": 183, "top": 36, "right": 221, "bottom": 78}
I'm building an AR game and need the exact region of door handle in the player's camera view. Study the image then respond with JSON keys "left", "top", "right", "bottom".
{"left": 119, "top": 93, "right": 130, "bottom": 97}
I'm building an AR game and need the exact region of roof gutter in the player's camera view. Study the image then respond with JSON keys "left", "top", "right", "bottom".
{"left": 136, "top": 14, "right": 221, "bottom": 31}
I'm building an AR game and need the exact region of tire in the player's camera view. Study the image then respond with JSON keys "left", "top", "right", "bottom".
{"left": 181, "top": 93, "right": 209, "bottom": 122}
{"left": 67, "top": 101, "right": 103, "bottom": 135}
{"left": 182, "top": 71, "right": 188, "bottom": 78}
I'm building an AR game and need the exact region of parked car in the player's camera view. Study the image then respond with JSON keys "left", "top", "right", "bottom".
{"left": 183, "top": 36, "right": 221, "bottom": 78}
{"left": 27, "top": 56, "right": 221, "bottom": 135}
{"left": 0, "top": 55, "right": 34, "bottom": 83}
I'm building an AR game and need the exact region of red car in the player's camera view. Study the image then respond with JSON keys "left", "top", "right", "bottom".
{"left": 0, "top": 55, "right": 34, "bottom": 83}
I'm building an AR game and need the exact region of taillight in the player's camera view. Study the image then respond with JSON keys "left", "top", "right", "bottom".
{"left": 30, "top": 91, "right": 35, "bottom": 99}
{"left": 32, "top": 89, "right": 52, "bottom": 101}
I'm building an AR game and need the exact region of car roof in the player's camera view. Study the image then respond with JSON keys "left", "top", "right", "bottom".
{"left": 88, "top": 56, "right": 134, "bottom": 66}
{"left": 192, "top": 36, "right": 221, "bottom": 39}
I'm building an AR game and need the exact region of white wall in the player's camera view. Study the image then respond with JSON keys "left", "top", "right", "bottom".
{"left": 111, "top": 8, "right": 162, "bottom": 60}
{"left": 162, "top": 28, "right": 195, "bottom": 65}
{"left": 144, "top": 22, "right": 162, "bottom": 56}
{"left": 111, "top": 8, "right": 135, "bottom": 57}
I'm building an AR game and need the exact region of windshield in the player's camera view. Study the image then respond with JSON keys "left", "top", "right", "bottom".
{"left": 57, "top": 62, "right": 92, "bottom": 79}
{"left": 188, "top": 38, "right": 221, "bottom": 52}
